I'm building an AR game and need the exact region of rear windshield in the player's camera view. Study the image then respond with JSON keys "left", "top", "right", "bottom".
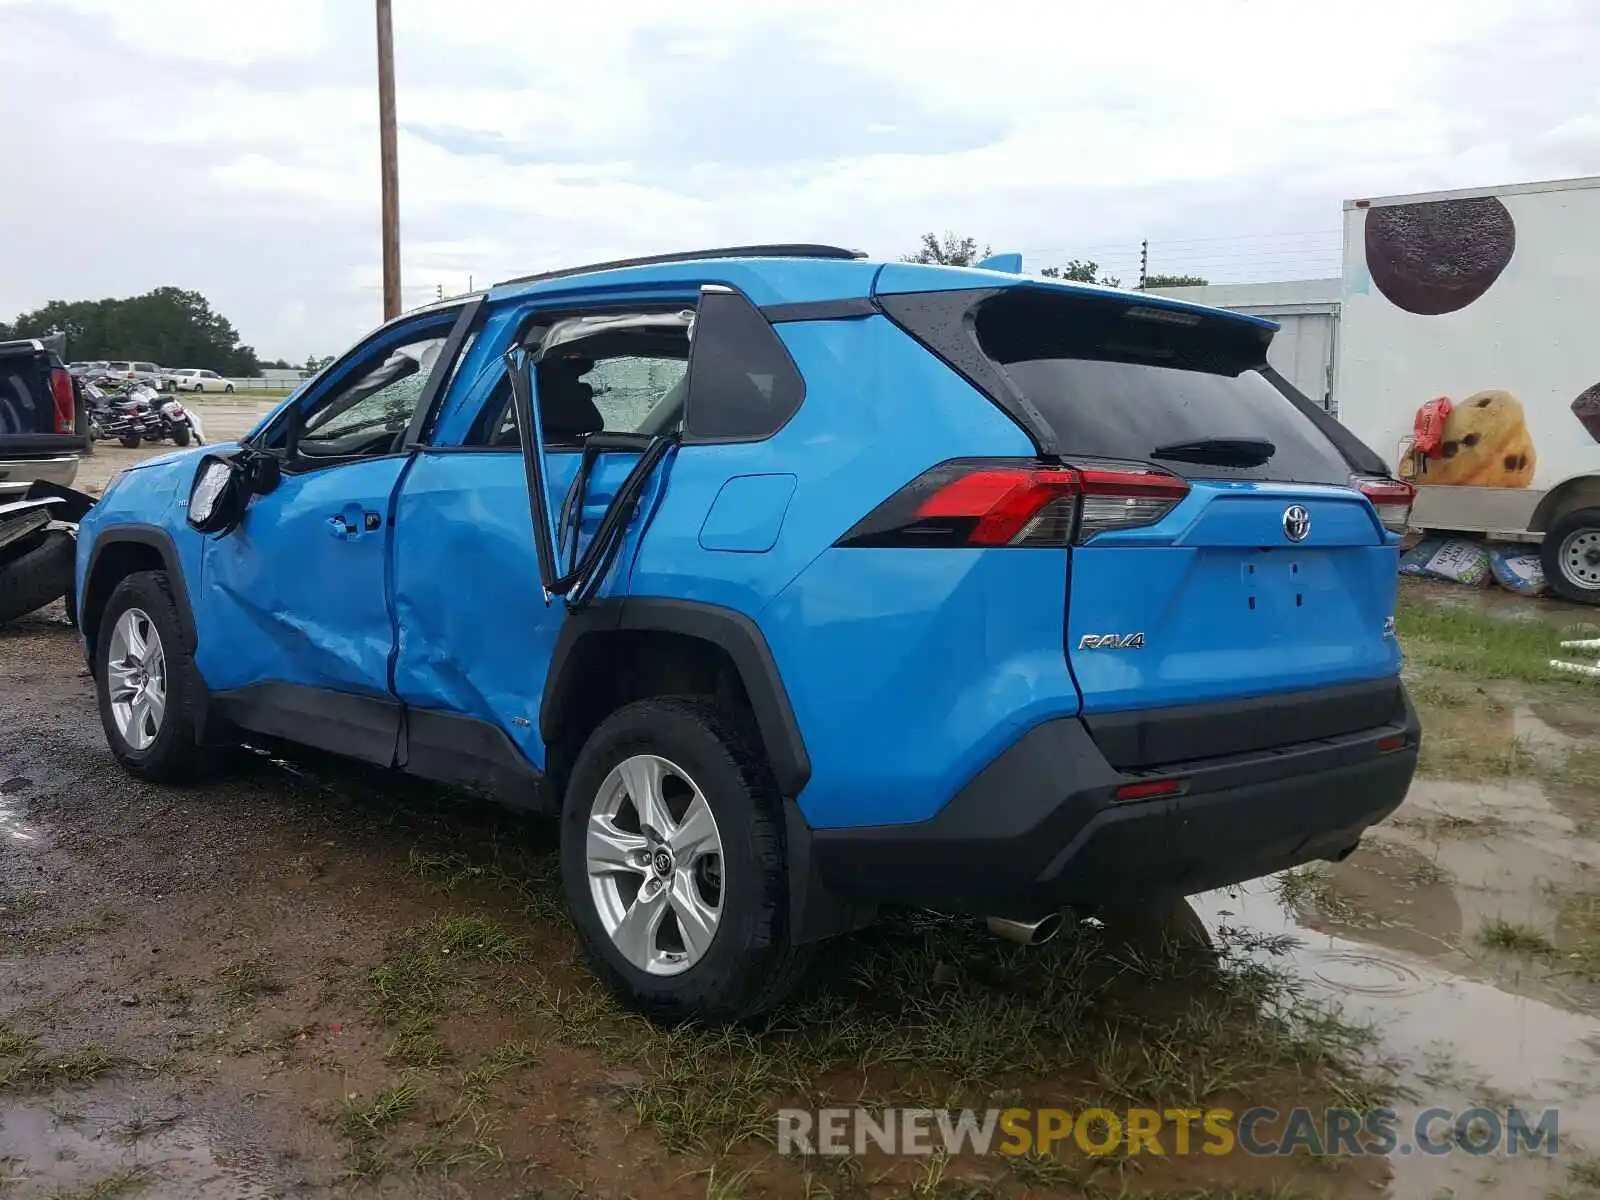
{"left": 923, "top": 288, "right": 1353, "bottom": 485}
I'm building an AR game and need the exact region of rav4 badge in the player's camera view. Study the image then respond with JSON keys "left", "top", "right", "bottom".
{"left": 1078, "top": 632, "right": 1146, "bottom": 650}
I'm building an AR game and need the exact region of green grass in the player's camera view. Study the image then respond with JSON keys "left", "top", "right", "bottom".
{"left": 1555, "top": 890, "right": 1600, "bottom": 982}
{"left": 1404, "top": 856, "right": 1451, "bottom": 887}
{"left": 1568, "top": 1154, "right": 1600, "bottom": 1189}
{"left": 333, "top": 1081, "right": 422, "bottom": 1142}
{"left": 1416, "top": 728, "right": 1537, "bottom": 780}
{"left": 43, "top": 1168, "right": 151, "bottom": 1200}
{"left": 388, "top": 815, "right": 1402, "bottom": 1176}
{"left": 1397, "top": 592, "right": 1598, "bottom": 686}
{"left": 1393, "top": 810, "right": 1503, "bottom": 839}
{"left": 366, "top": 914, "right": 526, "bottom": 1038}
{"left": 1271, "top": 866, "right": 1384, "bottom": 927}
{"left": 426, "top": 914, "right": 526, "bottom": 962}
{"left": 0, "top": 1025, "right": 119, "bottom": 1093}
{"left": 1476, "top": 918, "right": 1558, "bottom": 957}
{"left": 216, "top": 957, "right": 284, "bottom": 1007}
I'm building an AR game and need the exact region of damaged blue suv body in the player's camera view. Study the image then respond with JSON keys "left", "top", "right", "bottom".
{"left": 74, "top": 245, "right": 1421, "bottom": 1021}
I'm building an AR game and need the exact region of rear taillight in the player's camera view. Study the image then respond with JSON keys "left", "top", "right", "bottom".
{"left": 836, "top": 458, "right": 1190, "bottom": 548}
{"left": 1355, "top": 476, "right": 1414, "bottom": 533}
{"left": 49, "top": 367, "right": 75, "bottom": 434}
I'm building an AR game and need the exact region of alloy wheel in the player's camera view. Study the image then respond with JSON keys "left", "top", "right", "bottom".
{"left": 585, "top": 753, "right": 724, "bottom": 976}
{"left": 107, "top": 607, "right": 167, "bottom": 751}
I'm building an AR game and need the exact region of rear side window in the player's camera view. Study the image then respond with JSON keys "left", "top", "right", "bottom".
{"left": 889, "top": 287, "right": 1354, "bottom": 485}
{"left": 682, "top": 290, "right": 803, "bottom": 442}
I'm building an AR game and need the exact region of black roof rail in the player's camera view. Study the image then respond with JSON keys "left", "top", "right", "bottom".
{"left": 495, "top": 244, "right": 867, "bottom": 288}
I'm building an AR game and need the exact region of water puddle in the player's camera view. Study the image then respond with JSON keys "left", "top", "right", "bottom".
{"left": 1194, "top": 873, "right": 1600, "bottom": 1199}
{"left": 0, "top": 777, "right": 41, "bottom": 846}
{"left": 0, "top": 1102, "right": 278, "bottom": 1198}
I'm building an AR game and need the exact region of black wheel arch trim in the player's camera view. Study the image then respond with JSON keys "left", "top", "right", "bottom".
{"left": 540, "top": 597, "right": 811, "bottom": 796}
{"left": 81, "top": 524, "right": 198, "bottom": 656}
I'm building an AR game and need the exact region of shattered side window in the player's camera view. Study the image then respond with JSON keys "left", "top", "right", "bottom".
{"left": 302, "top": 337, "right": 446, "bottom": 442}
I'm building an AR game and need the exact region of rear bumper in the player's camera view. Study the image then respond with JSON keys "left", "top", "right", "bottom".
{"left": 804, "top": 684, "right": 1419, "bottom": 921}
{"left": 0, "top": 455, "right": 79, "bottom": 498}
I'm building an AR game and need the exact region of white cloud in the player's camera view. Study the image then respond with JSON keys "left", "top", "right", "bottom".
{"left": 0, "top": 0, "right": 1597, "bottom": 357}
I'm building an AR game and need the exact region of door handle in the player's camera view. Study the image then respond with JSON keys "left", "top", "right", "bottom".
{"left": 326, "top": 511, "right": 382, "bottom": 539}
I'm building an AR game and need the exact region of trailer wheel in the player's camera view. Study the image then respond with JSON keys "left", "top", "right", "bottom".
{"left": 1543, "top": 507, "right": 1600, "bottom": 604}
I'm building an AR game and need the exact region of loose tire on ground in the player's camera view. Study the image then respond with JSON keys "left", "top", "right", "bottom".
{"left": 1542, "top": 506, "right": 1600, "bottom": 604}
{"left": 94, "top": 570, "right": 219, "bottom": 782}
{"left": 560, "top": 696, "right": 812, "bottom": 1023}
{"left": 0, "top": 530, "right": 74, "bottom": 625}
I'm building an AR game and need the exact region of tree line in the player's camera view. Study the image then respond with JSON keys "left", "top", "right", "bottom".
{"left": 0, "top": 288, "right": 330, "bottom": 375}
{"left": 902, "top": 231, "right": 1207, "bottom": 288}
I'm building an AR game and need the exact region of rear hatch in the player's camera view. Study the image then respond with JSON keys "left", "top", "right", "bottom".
{"left": 0, "top": 340, "right": 81, "bottom": 454}
{"left": 877, "top": 281, "right": 1404, "bottom": 763}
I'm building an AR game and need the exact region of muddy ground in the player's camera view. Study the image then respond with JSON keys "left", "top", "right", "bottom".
{"left": 4, "top": 431, "right": 1600, "bottom": 1199}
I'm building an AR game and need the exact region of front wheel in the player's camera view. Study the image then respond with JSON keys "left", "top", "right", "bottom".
{"left": 560, "top": 697, "right": 811, "bottom": 1023}
{"left": 223, "top": 384, "right": 234, "bottom": 394}
{"left": 95, "top": 571, "right": 218, "bottom": 781}
{"left": 1542, "top": 507, "right": 1600, "bottom": 604}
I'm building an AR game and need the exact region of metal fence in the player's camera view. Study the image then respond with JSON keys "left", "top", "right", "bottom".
{"left": 224, "top": 378, "right": 303, "bottom": 393}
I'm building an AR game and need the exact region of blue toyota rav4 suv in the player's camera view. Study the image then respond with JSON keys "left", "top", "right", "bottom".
{"left": 75, "top": 246, "right": 1420, "bottom": 1022}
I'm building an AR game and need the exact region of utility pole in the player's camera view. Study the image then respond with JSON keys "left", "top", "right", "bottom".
{"left": 1138, "top": 238, "right": 1148, "bottom": 290}
{"left": 375, "top": 0, "right": 401, "bottom": 320}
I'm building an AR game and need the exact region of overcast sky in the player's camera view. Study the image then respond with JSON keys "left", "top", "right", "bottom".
{"left": 2, "top": 0, "right": 1597, "bottom": 360}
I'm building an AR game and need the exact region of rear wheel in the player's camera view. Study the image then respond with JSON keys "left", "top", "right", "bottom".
{"left": 560, "top": 697, "right": 811, "bottom": 1023}
{"left": 95, "top": 571, "right": 217, "bottom": 781}
{"left": 120, "top": 432, "right": 140, "bottom": 448}
{"left": 172, "top": 424, "right": 192, "bottom": 446}
{"left": 1543, "top": 507, "right": 1600, "bottom": 604}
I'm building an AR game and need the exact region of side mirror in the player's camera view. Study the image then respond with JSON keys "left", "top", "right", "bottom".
{"left": 240, "top": 451, "right": 281, "bottom": 496}
{"left": 186, "top": 454, "right": 248, "bottom": 535}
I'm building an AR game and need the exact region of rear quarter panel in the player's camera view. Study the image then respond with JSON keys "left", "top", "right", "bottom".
{"left": 628, "top": 314, "right": 1082, "bottom": 829}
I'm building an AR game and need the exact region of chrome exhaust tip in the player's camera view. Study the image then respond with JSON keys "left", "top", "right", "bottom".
{"left": 986, "top": 913, "right": 1064, "bottom": 946}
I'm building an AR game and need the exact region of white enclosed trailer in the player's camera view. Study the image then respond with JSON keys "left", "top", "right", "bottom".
{"left": 1333, "top": 175, "right": 1600, "bottom": 603}
{"left": 1145, "top": 279, "right": 1341, "bottom": 414}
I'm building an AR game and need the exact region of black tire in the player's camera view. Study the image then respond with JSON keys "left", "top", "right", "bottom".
{"left": 1542, "top": 507, "right": 1600, "bottom": 605}
{"left": 0, "top": 530, "right": 74, "bottom": 625}
{"left": 560, "top": 696, "right": 812, "bottom": 1023}
{"left": 1097, "top": 897, "right": 1213, "bottom": 953}
{"left": 172, "top": 424, "right": 192, "bottom": 446}
{"left": 120, "top": 432, "right": 140, "bottom": 448}
{"left": 224, "top": 384, "right": 234, "bottom": 394}
{"left": 193, "top": 383, "right": 204, "bottom": 393}
{"left": 94, "top": 571, "right": 217, "bottom": 782}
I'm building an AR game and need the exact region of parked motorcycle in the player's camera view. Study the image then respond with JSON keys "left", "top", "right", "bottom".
{"left": 84, "top": 382, "right": 157, "bottom": 447}
{"left": 155, "top": 394, "right": 204, "bottom": 446}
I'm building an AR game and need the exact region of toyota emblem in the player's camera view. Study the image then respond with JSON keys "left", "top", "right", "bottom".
{"left": 1283, "top": 505, "right": 1311, "bottom": 542}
